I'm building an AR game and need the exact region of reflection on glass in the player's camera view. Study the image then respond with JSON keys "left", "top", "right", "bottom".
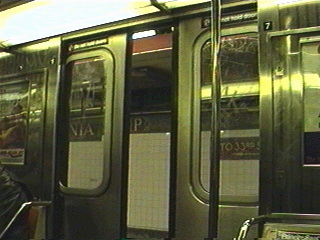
{"left": 201, "top": 34, "right": 259, "bottom": 85}
{"left": 70, "top": 58, "right": 106, "bottom": 117}
{"left": 199, "top": 34, "right": 259, "bottom": 196}
{"left": 301, "top": 41, "right": 320, "bottom": 165}
{"left": 67, "top": 57, "right": 106, "bottom": 189}
{"left": 0, "top": 81, "right": 29, "bottom": 164}
{"left": 220, "top": 35, "right": 258, "bottom": 82}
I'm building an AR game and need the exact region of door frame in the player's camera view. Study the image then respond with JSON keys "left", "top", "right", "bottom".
{"left": 55, "top": 33, "right": 128, "bottom": 239}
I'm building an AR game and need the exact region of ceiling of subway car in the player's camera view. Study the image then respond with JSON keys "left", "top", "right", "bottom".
{"left": 0, "top": 0, "right": 209, "bottom": 46}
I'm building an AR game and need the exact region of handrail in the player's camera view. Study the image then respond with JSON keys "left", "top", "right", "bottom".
{"left": 236, "top": 213, "right": 320, "bottom": 239}
{"left": 208, "top": 0, "right": 222, "bottom": 237}
{"left": 0, "top": 202, "right": 32, "bottom": 239}
{"left": 236, "top": 216, "right": 266, "bottom": 240}
{"left": 0, "top": 201, "right": 51, "bottom": 239}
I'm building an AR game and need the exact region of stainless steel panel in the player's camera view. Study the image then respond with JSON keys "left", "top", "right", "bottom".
{"left": 258, "top": 0, "right": 320, "bottom": 215}
{"left": 258, "top": 0, "right": 281, "bottom": 215}
{"left": 272, "top": 34, "right": 303, "bottom": 212}
{"left": 176, "top": 17, "right": 209, "bottom": 238}
{"left": 279, "top": 1, "right": 320, "bottom": 30}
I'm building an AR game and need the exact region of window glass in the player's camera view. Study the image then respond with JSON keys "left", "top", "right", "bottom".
{"left": 220, "top": 35, "right": 259, "bottom": 83}
{"left": 199, "top": 34, "right": 260, "bottom": 199}
{"left": 67, "top": 57, "right": 106, "bottom": 190}
{"left": 0, "top": 81, "right": 29, "bottom": 164}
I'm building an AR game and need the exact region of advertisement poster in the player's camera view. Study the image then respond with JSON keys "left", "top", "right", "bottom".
{"left": 277, "top": 231, "right": 320, "bottom": 239}
{"left": 0, "top": 81, "right": 29, "bottom": 165}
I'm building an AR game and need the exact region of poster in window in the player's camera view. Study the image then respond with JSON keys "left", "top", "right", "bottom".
{"left": 0, "top": 81, "right": 29, "bottom": 165}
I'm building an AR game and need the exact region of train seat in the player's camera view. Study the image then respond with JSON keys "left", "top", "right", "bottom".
{"left": 27, "top": 202, "right": 49, "bottom": 239}
{"left": 236, "top": 213, "right": 320, "bottom": 239}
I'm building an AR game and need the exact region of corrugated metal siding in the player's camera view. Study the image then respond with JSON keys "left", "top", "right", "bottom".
{"left": 279, "top": 1, "right": 320, "bottom": 30}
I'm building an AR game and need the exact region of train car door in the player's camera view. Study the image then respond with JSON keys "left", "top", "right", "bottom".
{"left": 258, "top": 0, "right": 320, "bottom": 216}
{"left": 176, "top": 14, "right": 260, "bottom": 238}
{"left": 56, "top": 33, "right": 127, "bottom": 239}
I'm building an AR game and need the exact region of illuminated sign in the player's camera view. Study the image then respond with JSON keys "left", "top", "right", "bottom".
{"left": 202, "top": 12, "right": 257, "bottom": 28}
{"left": 68, "top": 38, "right": 109, "bottom": 52}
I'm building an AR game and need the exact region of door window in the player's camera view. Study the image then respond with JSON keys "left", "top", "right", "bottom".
{"left": 193, "top": 33, "right": 260, "bottom": 202}
{"left": 61, "top": 50, "right": 114, "bottom": 196}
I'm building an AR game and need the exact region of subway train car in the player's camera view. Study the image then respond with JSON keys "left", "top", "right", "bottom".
{"left": 1, "top": 0, "right": 320, "bottom": 239}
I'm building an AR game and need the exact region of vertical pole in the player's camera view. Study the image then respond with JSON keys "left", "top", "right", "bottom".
{"left": 208, "top": 0, "right": 221, "bottom": 238}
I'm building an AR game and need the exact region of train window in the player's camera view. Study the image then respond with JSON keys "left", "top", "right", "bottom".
{"left": 193, "top": 33, "right": 260, "bottom": 202}
{"left": 0, "top": 80, "right": 29, "bottom": 165}
{"left": 0, "top": 72, "right": 45, "bottom": 166}
{"left": 61, "top": 50, "right": 114, "bottom": 195}
{"left": 301, "top": 39, "right": 320, "bottom": 165}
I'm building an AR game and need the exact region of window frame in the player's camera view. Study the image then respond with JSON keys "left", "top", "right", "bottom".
{"left": 191, "top": 24, "right": 259, "bottom": 203}
{"left": 59, "top": 48, "right": 115, "bottom": 197}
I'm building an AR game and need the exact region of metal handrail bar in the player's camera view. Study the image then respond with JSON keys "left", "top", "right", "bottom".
{"left": 0, "top": 201, "right": 32, "bottom": 239}
{"left": 0, "top": 200, "right": 52, "bottom": 239}
{"left": 236, "top": 213, "right": 320, "bottom": 239}
{"left": 236, "top": 215, "right": 266, "bottom": 240}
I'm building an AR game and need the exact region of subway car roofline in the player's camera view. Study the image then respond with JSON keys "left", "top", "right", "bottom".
{"left": 1, "top": 1, "right": 257, "bottom": 50}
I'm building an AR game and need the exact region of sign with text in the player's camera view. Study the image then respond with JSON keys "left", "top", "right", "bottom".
{"left": 277, "top": 231, "right": 320, "bottom": 239}
{"left": 69, "top": 117, "right": 104, "bottom": 142}
{"left": 220, "top": 137, "right": 260, "bottom": 160}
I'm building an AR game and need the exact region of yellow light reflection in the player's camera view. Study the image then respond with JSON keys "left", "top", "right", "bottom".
{"left": 304, "top": 73, "right": 320, "bottom": 89}
{"left": 0, "top": 52, "right": 12, "bottom": 58}
{"left": 158, "top": 0, "right": 209, "bottom": 8}
{"left": 24, "top": 38, "right": 60, "bottom": 51}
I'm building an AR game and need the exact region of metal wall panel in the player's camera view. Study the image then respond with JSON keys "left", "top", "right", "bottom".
{"left": 0, "top": 39, "right": 60, "bottom": 200}
{"left": 258, "top": 0, "right": 320, "bottom": 215}
{"left": 176, "top": 17, "right": 209, "bottom": 238}
{"left": 279, "top": 1, "right": 320, "bottom": 30}
{"left": 0, "top": 38, "right": 60, "bottom": 238}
